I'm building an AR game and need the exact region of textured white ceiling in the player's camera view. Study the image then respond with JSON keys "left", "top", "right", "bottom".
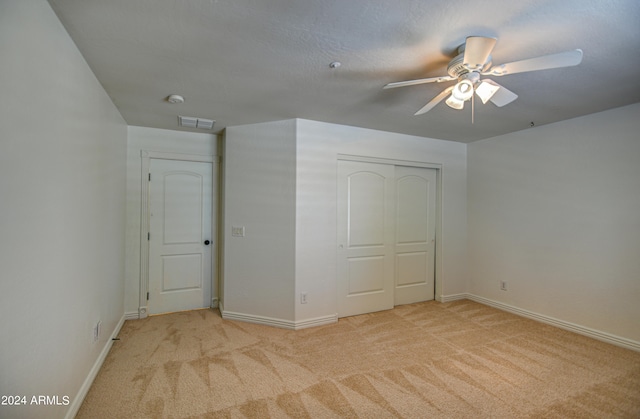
{"left": 48, "top": 0, "right": 640, "bottom": 142}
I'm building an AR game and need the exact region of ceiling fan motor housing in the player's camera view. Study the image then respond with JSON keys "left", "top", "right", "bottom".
{"left": 447, "top": 49, "right": 492, "bottom": 79}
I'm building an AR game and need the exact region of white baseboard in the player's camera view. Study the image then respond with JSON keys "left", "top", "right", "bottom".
{"left": 124, "top": 311, "right": 139, "bottom": 320}
{"left": 293, "top": 314, "right": 338, "bottom": 330}
{"left": 438, "top": 293, "right": 468, "bottom": 303}
{"left": 65, "top": 314, "right": 126, "bottom": 419}
{"left": 220, "top": 307, "right": 337, "bottom": 330}
{"left": 465, "top": 293, "right": 640, "bottom": 352}
{"left": 221, "top": 309, "right": 294, "bottom": 329}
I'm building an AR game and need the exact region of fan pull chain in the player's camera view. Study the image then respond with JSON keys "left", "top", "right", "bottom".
{"left": 471, "top": 92, "right": 475, "bottom": 124}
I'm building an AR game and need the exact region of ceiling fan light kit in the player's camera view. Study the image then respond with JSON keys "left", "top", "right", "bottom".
{"left": 384, "top": 36, "right": 583, "bottom": 117}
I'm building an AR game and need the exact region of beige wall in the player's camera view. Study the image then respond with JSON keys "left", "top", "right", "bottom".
{"left": 221, "top": 120, "right": 298, "bottom": 322}
{"left": 221, "top": 119, "right": 468, "bottom": 326}
{"left": 468, "top": 103, "right": 640, "bottom": 344}
{"left": 0, "top": 1, "right": 127, "bottom": 418}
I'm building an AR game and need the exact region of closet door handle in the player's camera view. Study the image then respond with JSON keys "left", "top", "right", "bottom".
{"left": 204, "top": 240, "right": 210, "bottom": 246}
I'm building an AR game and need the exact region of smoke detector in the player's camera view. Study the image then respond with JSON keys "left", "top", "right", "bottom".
{"left": 167, "top": 94, "right": 185, "bottom": 104}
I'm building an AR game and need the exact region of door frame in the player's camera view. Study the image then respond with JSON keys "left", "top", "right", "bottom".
{"left": 337, "top": 154, "right": 443, "bottom": 303}
{"left": 139, "top": 150, "right": 219, "bottom": 318}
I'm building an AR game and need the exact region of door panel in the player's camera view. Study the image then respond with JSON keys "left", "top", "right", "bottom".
{"left": 162, "top": 172, "right": 203, "bottom": 244}
{"left": 348, "top": 172, "right": 386, "bottom": 247}
{"left": 162, "top": 254, "right": 202, "bottom": 291}
{"left": 396, "top": 175, "right": 428, "bottom": 244}
{"left": 396, "top": 251, "right": 428, "bottom": 286}
{"left": 149, "top": 159, "right": 212, "bottom": 315}
{"left": 337, "top": 161, "right": 395, "bottom": 317}
{"left": 394, "top": 166, "right": 436, "bottom": 305}
{"left": 348, "top": 256, "right": 385, "bottom": 294}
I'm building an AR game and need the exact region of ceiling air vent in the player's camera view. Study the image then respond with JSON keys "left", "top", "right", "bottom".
{"left": 178, "top": 116, "right": 215, "bottom": 130}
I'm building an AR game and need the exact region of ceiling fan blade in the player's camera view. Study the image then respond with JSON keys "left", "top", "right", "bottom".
{"left": 384, "top": 75, "right": 455, "bottom": 89}
{"left": 463, "top": 36, "right": 497, "bottom": 70}
{"left": 485, "top": 49, "right": 583, "bottom": 76}
{"left": 414, "top": 86, "right": 454, "bottom": 115}
{"left": 484, "top": 80, "right": 518, "bottom": 107}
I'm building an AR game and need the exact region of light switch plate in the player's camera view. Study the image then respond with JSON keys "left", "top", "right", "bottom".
{"left": 231, "top": 226, "right": 245, "bottom": 237}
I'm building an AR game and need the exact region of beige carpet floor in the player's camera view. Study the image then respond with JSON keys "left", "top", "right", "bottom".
{"left": 77, "top": 300, "right": 640, "bottom": 418}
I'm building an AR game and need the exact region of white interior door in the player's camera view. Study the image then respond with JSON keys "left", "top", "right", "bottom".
{"left": 148, "top": 159, "right": 212, "bottom": 315}
{"left": 337, "top": 160, "right": 395, "bottom": 317}
{"left": 394, "top": 166, "right": 436, "bottom": 305}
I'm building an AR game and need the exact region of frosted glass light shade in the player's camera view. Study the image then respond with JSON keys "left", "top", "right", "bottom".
{"left": 452, "top": 80, "right": 474, "bottom": 101}
{"left": 475, "top": 80, "right": 501, "bottom": 104}
{"left": 445, "top": 95, "right": 464, "bottom": 109}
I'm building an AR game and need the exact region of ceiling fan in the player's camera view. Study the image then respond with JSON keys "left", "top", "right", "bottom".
{"left": 384, "top": 36, "right": 583, "bottom": 116}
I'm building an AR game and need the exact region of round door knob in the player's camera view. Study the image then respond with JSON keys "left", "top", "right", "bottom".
{"left": 204, "top": 240, "right": 210, "bottom": 245}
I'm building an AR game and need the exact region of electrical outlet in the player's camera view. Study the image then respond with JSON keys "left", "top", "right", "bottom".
{"left": 300, "top": 293, "right": 308, "bottom": 304}
{"left": 500, "top": 281, "right": 508, "bottom": 291}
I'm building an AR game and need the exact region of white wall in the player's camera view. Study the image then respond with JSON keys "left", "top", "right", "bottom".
{"left": 222, "top": 120, "right": 297, "bottom": 322}
{"left": 468, "top": 103, "right": 640, "bottom": 343}
{"left": 125, "top": 126, "right": 218, "bottom": 316}
{"left": 0, "top": 1, "right": 127, "bottom": 418}
{"left": 222, "top": 118, "right": 467, "bottom": 325}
